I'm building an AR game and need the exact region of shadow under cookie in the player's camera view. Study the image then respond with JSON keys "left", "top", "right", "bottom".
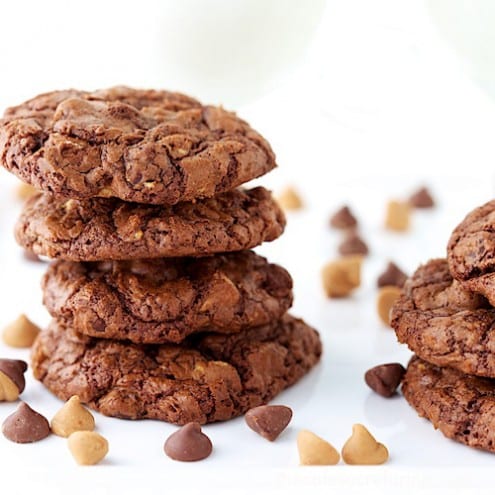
{"left": 31, "top": 315, "right": 322, "bottom": 425}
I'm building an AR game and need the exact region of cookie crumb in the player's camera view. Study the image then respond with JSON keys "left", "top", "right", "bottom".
{"left": 330, "top": 206, "right": 357, "bottom": 229}
{"left": 365, "top": 363, "right": 406, "bottom": 397}
{"left": 2, "top": 314, "right": 41, "bottom": 348}
{"left": 385, "top": 200, "right": 410, "bottom": 232}
{"left": 245, "top": 405, "right": 292, "bottom": 441}
{"left": 377, "top": 262, "right": 407, "bottom": 288}
{"left": 297, "top": 430, "right": 340, "bottom": 465}
{"left": 341, "top": 424, "right": 388, "bottom": 465}
{"left": 322, "top": 256, "right": 362, "bottom": 298}
{"left": 409, "top": 186, "right": 435, "bottom": 208}
{"left": 276, "top": 186, "right": 303, "bottom": 211}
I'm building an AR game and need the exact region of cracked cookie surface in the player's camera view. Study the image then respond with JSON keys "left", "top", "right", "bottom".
{"left": 402, "top": 355, "right": 495, "bottom": 452}
{"left": 0, "top": 87, "right": 276, "bottom": 204}
{"left": 42, "top": 251, "right": 293, "bottom": 344}
{"left": 15, "top": 187, "right": 285, "bottom": 261}
{"left": 391, "top": 258, "right": 495, "bottom": 378}
{"left": 448, "top": 200, "right": 495, "bottom": 306}
{"left": 31, "top": 315, "right": 322, "bottom": 425}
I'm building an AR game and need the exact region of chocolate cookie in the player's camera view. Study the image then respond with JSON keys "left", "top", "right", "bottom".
{"left": 0, "top": 87, "right": 276, "bottom": 204}
{"left": 31, "top": 316, "right": 322, "bottom": 425}
{"left": 402, "top": 355, "right": 495, "bottom": 453}
{"left": 42, "top": 251, "right": 293, "bottom": 344}
{"left": 390, "top": 258, "right": 495, "bottom": 378}
{"left": 448, "top": 200, "right": 495, "bottom": 306}
{"left": 15, "top": 187, "right": 285, "bottom": 261}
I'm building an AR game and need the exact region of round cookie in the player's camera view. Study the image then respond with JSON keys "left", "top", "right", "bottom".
{"left": 391, "top": 258, "right": 495, "bottom": 378}
{"left": 15, "top": 187, "right": 285, "bottom": 261}
{"left": 448, "top": 200, "right": 495, "bottom": 306}
{"left": 0, "top": 87, "right": 276, "bottom": 205}
{"left": 31, "top": 315, "right": 322, "bottom": 425}
{"left": 42, "top": 251, "right": 293, "bottom": 344}
{"left": 402, "top": 355, "right": 495, "bottom": 453}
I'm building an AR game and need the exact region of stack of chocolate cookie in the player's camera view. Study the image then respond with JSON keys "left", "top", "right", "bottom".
{"left": 0, "top": 87, "right": 321, "bottom": 425}
{"left": 391, "top": 200, "right": 495, "bottom": 452}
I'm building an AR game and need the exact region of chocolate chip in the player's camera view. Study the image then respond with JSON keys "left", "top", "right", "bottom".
{"left": 330, "top": 206, "right": 357, "bottom": 229}
{"left": 377, "top": 262, "right": 407, "bottom": 288}
{"left": 409, "top": 187, "right": 435, "bottom": 208}
{"left": 365, "top": 363, "right": 406, "bottom": 398}
{"left": 0, "top": 359, "right": 27, "bottom": 393}
{"left": 245, "top": 405, "right": 292, "bottom": 441}
{"left": 2, "top": 402, "right": 51, "bottom": 443}
{"left": 164, "top": 422, "right": 212, "bottom": 462}
{"left": 338, "top": 232, "right": 369, "bottom": 256}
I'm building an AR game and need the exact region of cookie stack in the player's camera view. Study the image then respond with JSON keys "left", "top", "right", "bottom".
{"left": 391, "top": 200, "right": 495, "bottom": 452}
{"left": 0, "top": 87, "right": 321, "bottom": 425}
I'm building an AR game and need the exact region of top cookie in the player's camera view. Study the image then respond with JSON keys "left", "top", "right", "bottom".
{"left": 0, "top": 87, "right": 276, "bottom": 204}
{"left": 448, "top": 200, "right": 495, "bottom": 306}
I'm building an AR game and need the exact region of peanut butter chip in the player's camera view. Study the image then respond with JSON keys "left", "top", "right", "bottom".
{"left": 51, "top": 395, "right": 95, "bottom": 438}
{"left": 245, "top": 405, "right": 292, "bottom": 441}
{"left": 276, "top": 187, "right": 304, "bottom": 211}
{"left": 2, "top": 314, "right": 41, "bottom": 348}
{"left": 297, "top": 430, "right": 340, "bottom": 465}
{"left": 68, "top": 431, "right": 109, "bottom": 465}
{"left": 377, "top": 286, "right": 402, "bottom": 326}
{"left": 164, "top": 422, "right": 213, "bottom": 462}
{"left": 341, "top": 424, "right": 389, "bottom": 465}
{"left": 2, "top": 402, "right": 50, "bottom": 443}
{"left": 321, "top": 256, "right": 362, "bottom": 298}
{"left": 16, "top": 182, "right": 38, "bottom": 201}
{"left": 0, "top": 371, "right": 21, "bottom": 401}
{"left": 385, "top": 200, "right": 410, "bottom": 232}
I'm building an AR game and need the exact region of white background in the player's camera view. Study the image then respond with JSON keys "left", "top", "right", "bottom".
{"left": 1, "top": 1, "right": 495, "bottom": 493}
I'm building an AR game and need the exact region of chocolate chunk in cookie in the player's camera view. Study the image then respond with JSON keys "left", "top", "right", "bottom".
{"left": 402, "top": 355, "right": 495, "bottom": 453}
{"left": 448, "top": 200, "right": 495, "bottom": 306}
{"left": 31, "top": 316, "right": 322, "bottom": 425}
{"left": 42, "top": 251, "right": 293, "bottom": 344}
{"left": 391, "top": 258, "right": 495, "bottom": 378}
{"left": 0, "top": 87, "right": 276, "bottom": 204}
{"left": 15, "top": 187, "right": 285, "bottom": 261}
